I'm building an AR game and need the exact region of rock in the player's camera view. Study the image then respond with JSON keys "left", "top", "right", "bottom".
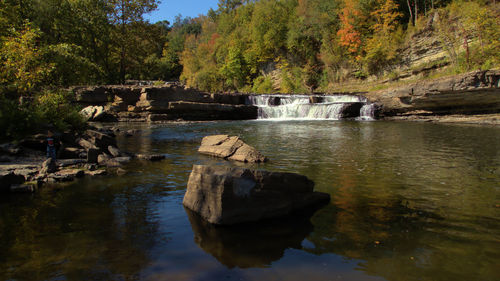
{"left": 368, "top": 70, "right": 500, "bottom": 117}
{"left": 58, "top": 159, "right": 86, "bottom": 167}
{"left": 0, "top": 171, "right": 26, "bottom": 193}
{"left": 85, "top": 130, "right": 116, "bottom": 149}
{"left": 168, "top": 102, "right": 258, "bottom": 120}
{"left": 113, "top": 156, "right": 131, "bottom": 164}
{"left": 124, "top": 129, "right": 140, "bottom": 137}
{"left": 115, "top": 168, "right": 127, "bottom": 175}
{"left": 85, "top": 169, "right": 107, "bottom": 176}
{"left": 309, "top": 96, "right": 324, "bottom": 104}
{"left": 198, "top": 135, "right": 267, "bottom": 163}
{"left": 269, "top": 96, "right": 281, "bottom": 106}
{"left": 59, "top": 147, "right": 84, "bottom": 159}
{"left": 147, "top": 113, "right": 172, "bottom": 122}
{"left": 80, "top": 106, "right": 98, "bottom": 120}
{"left": 210, "top": 93, "right": 247, "bottom": 105}
{"left": 136, "top": 154, "right": 165, "bottom": 161}
{"left": 91, "top": 106, "right": 105, "bottom": 120}
{"left": 97, "top": 153, "right": 111, "bottom": 165}
{"left": 86, "top": 148, "right": 99, "bottom": 164}
{"left": 74, "top": 86, "right": 111, "bottom": 104}
{"left": 13, "top": 168, "right": 38, "bottom": 181}
{"left": 49, "top": 169, "right": 85, "bottom": 182}
{"left": 339, "top": 102, "right": 364, "bottom": 118}
{"left": 183, "top": 165, "right": 330, "bottom": 225}
{"left": 10, "top": 184, "right": 37, "bottom": 193}
{"left": 85, "top": 163, "right": 98, "bottom": 171}
{"left": 78, "top": 138, "right": 97, "bottom": 150}
{"left": 40, "top": 158, "right": 57, "bottom": 174}
{"left": 107, "top": 146, "right": 121, "bottom": 157}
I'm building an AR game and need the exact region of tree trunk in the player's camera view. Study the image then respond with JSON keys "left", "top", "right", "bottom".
{"left": 415, "top": 0, "right": 418, "bottom": 23}
{"left": 407, "top": 0, "right": 414, "bottom": 26}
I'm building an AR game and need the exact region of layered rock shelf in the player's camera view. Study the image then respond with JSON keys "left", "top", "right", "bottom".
{"left": 366, "top": 70, "right": 500, "bottom": 120}
{"left": 74, "top": 84, "right": 258, "bottom": 122}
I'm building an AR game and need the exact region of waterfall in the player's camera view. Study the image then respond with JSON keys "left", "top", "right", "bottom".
{"left": 357, "top": 104, "right": 377, "bottom": 121}
{"left": 246, "top": 94, "right": 375, "bottom": 120}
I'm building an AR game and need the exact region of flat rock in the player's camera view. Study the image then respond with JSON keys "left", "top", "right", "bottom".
{"left": 183, "top": 165, "right": 330, "bottom": 225}
{"left": 58, "top": 159, "right": 86, "bottom": 167}
{"left": 85, "top": 169, "right": 107, "bottom": 176}
{"left": 198, "top": 135, "right": 267, "bottom": 163}
{"left": 49, "top": 169, "right": 85, "bottom": 182}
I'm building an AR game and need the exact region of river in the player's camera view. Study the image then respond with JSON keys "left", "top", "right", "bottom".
{"left": 1, "top": 120, "right": 499, "bottom": 281}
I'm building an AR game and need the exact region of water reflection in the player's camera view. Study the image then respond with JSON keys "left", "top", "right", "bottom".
{"left": 1, "top": 121, "right": 500, "bottom": 281}
{"left": 0, "top": 175, "right": 165, "bottom": 280}
{"left": 185, "top": 208, "right": 313, "bottom": 268}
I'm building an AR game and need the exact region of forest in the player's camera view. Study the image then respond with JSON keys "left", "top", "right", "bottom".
{"left": 0, "top": 0, "right": 499, "bottom": 137}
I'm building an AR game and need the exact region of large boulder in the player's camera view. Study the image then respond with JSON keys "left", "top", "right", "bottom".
{"left": 183, "top": 165, "right": 330, "bottom": 225}
{"left": 198, "top": 135, "right": 267, "bottom": 163}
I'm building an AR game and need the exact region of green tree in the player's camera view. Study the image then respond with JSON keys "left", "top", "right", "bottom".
{"left": 107, "top": 0, "right": 160, "bottom": 82}
{"left": 0, "top": 23, "right": 52, "bottom": 94}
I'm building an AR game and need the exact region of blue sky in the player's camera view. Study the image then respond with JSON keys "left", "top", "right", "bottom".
{"left": 145, "top": 0, "right": 219, "bottom": 24}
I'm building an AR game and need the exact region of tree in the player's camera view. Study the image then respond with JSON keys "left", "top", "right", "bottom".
{"left": 0, "top": 24, "right": 52, "bottom": 94}
{"left": 337, "top": 0, "right": 362, "bottom": 60}
{"left": 107, "top": 0, "right": 160, "bottom": 82}
{"left": 363, "top": 0, "right": 402, "bottom": 74}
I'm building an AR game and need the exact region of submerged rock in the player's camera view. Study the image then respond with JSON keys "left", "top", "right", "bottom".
{"left": 198, "top": 135, "right": 267, "bottom": 163}
{"left": 183, "top": 165, "right": 330, "bottom": 225}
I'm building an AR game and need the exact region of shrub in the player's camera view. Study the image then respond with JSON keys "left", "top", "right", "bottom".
{"left": 251, "top": 76, "right": 273, "bottom": 94}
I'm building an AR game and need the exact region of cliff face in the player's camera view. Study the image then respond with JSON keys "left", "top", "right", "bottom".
{"left": 366, "top": 70, "right": 500, "bottom": 119}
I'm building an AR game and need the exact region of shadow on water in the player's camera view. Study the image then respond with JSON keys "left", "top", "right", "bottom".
{"left": 185, "top": 207, "right": 315, "bottom": 269}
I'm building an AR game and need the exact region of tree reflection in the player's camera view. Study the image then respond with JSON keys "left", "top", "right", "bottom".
{"left": 0, "top": 174, "right": 162, "bottom": 280}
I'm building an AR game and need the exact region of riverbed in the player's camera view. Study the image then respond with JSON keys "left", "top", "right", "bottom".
{"left": 1, "top": 120, "right": 499, "bottom": 281}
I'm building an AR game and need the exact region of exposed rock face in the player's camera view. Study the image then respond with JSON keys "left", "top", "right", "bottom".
{"left": 339, "top": 102, "right": 364, "bottom": 118}
{"left": 167, "top": 102, "right": 258, "bottom": 120}
{"left": 135, "top": 86, "right": 212, "bottom": 111}
{"left": 368, "top": 70, "right": 500, "bottom": 117}
{"left": 73, "top": 85, "right": 257, "bottom": 122}
{"left": 183, "top": 165, "right": 330, "bottom": 225}
{"left": 198, "top": 135, "right": 267, "bottom": 163}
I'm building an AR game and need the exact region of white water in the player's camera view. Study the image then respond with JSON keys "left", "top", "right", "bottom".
{"left": 246, "top": 95, "right": 375, "bottom": 120}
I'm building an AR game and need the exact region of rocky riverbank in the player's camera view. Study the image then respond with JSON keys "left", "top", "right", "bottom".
{"left": 0, "top": 127, "right": 165, "bottom": 194}
{"left": 365, "top": 70, "right": 500, "bottom": 124}
{"left": 72, "top": 70, "right": 500, "bottom": 125}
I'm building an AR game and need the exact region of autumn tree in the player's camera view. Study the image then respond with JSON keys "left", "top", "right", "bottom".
{"left": 337, "top": 0, "right": 362, "bottom": 61}
{"left": 363, "top": 0, "right": 403, "bottom": 74}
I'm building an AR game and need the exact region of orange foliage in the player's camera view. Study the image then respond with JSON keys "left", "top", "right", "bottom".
{"left": 337, "top": 0, "right": 361, "bottom": 56}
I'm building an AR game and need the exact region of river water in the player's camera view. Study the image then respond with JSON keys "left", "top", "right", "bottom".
{"left": 1, "top": 120, "right": 499, "bottom": 281}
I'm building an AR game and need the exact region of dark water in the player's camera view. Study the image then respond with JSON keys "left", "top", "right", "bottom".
{"left": 1, "top": 121, "right": 499, "bottom": 281}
